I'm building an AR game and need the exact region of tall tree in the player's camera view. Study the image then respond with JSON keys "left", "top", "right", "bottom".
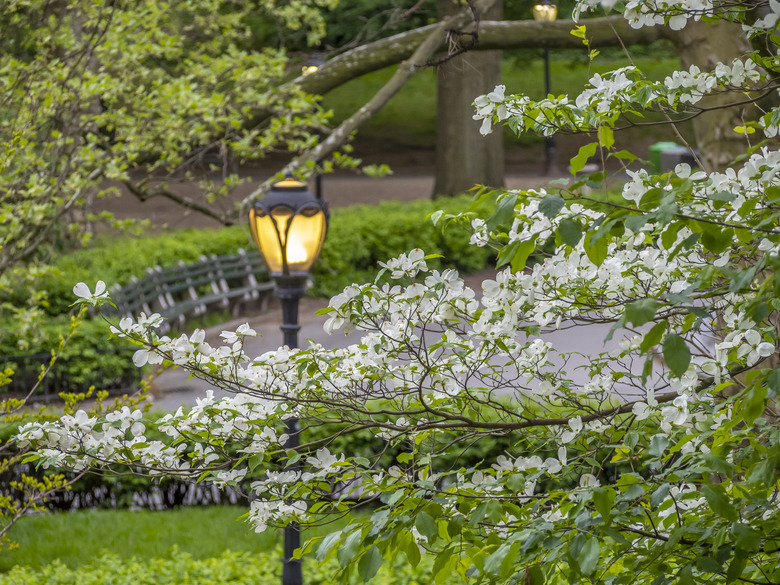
{"left": 434, "top": 0, "right": 504, "bottom": 197}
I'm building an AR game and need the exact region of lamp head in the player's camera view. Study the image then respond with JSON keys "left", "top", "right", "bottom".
{"left": 302, "top": 52, "right": 326, "bottom": 76}
{"left": 532, "top": 0, "right": 557, "bottom": 22}
{"left": 249, "top": 176, "right": 329, "bottom": 281}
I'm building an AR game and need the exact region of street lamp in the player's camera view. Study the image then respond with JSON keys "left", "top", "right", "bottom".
{"left": 532, "top": 0, "right": 559, "bottom": 176}
{"left": 248, "top": 175, "right": 329, "bottom": 585}
{"left": 301, "top": 52, "right": 325, "bottom": 76}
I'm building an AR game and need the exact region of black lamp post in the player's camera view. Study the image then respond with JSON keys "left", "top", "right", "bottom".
{"left": 301, "top": 53, "right": 326, "bottom": 201}
{"left": 248, "top": 176, "right": 329, "bottom": 585}
{"left": 532, "top": 0, "right": 559, "bottom": 176}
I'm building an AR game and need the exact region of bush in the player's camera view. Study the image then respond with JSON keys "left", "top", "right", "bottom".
{"left": 0, "top": 196, "right": 492, "bottom": 394}
{"left": 0, "top": 548, "right": 462, "bottom": 584}
{"left": 13, "top": 195, "right": 492, "bottom": 316}
{"left": 0, "top": 317, "right": 138, "bottom": 398}
{"left": 311, "top": 195, "right": 494, "bottom": 297}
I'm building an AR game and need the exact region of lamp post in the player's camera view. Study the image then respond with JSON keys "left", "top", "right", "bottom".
{"left": 248, "top": 176, "right": 329, "bottom": 585}
{"left": 532, "top": 0, "right": 559, "bottom": 176}
{"left": 301, "top": 53, "right": 326, "bottom": 200}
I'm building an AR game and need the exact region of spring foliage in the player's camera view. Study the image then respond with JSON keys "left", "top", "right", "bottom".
{"left": 18, "top": 1, "right": 780, "bottom": 584}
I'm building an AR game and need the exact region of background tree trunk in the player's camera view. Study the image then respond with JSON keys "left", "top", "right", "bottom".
{"left": 434, "top": 0, "right": 504, "bottom": 197}
{"left": 668, "top": 20, "right": 755, "bottom": 173}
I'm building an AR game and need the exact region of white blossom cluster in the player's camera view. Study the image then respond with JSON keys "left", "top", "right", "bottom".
{"left": 573, "top": 0, "right": 733, "bottom": 31}
{"left": 473, "top": 58, "right": 768, "bottom": 138}
{"left": 21, "top": 136, "right": 780, "bottom": 535}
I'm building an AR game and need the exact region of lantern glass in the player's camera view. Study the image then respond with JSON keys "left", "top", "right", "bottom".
{"left": 532, "top": 2, "right": 557, "bottom": 21}
{"left": 250, "top": 205, "right": 327, "bottom": 276}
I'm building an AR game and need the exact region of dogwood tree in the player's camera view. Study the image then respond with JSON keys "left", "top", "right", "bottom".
{"left": 18, "top": 1, "right": 780, "bottom": 584}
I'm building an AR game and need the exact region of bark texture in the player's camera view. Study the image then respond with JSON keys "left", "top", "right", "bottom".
{"left": 668, "top": 20, "right": 755, "bottom": 172}
{"left": 434, "top": 0, "right": 504, "bottom": 197}
{"left": 297, "top": 16, "right": 667, "bottom": 99}
{"left": 242, "top": 0, "right": 500, "bottom": 209}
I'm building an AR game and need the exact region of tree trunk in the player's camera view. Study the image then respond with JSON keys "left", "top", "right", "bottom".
{"left": 668, "top": 20, "right": 755, "bottom": 173}
{"left": 434, "top": 0, "right": 504, "bottom": 197}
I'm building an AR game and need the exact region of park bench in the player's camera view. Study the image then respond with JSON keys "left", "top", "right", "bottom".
{"left": 110, "top": 249, "right": 276, "bottom": 332}
{"left": 2, "top": 250, "right": 274, "bottom": 402}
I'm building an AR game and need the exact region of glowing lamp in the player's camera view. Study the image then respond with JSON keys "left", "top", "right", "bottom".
{"left": 532, "top": 0, "right": 557, "bottom": 22}
{"left": 249, "top": 177, "right": 329, "bottom": 280}
{"left": 301, "top": 52, "right": 326, "bottom": 76}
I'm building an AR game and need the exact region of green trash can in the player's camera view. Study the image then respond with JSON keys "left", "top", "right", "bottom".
{"left": 649, "top": 142, "right": 680, "bottom": 174}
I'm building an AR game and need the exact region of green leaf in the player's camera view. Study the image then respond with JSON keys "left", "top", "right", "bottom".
{"left": 486, "top": 193, "right": 518, "bottom": 232}
{"left": 663, "top": 333, "right": 691, "bottom": 376}
{"left": 338, "top": 530, "right": 362, "bottom": 567}
{"left": 640, "top": 321, "right": 667, "bottom": 353}
{"left": 624, "top": 431, "right": 639, "bottom": 449}
{"left": 592, "top": 487, "right": 615, "bottom": 522}
{"left": 583, "top": 230, "right": 609, "bottom": 266}
{"left": 511, "top": 238, "right": 537, "bottom": 272}
{"left": 741, "top": 383, "right": 767, "bottom": 425}
{"left": 316, "top": 532, "right": 341, "bottom": 562}
{"left": 558, "top": 219, "right": 582, "bottom": 247}
{"left": 610, "top": 149, "right": 639, "bottom": 163}
{"left": 484, "top": 543, "right": 511, "bottom": 575}
{"left": 539, "top": 193, "right": 566, "bottom": 219}
{"left": 726, "top": 550, "right": 748, "bottom": 583}
{"left": 404, "top": 537, "right": 421, "bottom": 567}
{"left": 624, "top": 298, "right": 657, "bottom": 327}
{"left": 357, "top": 546, "right": 383, "bottom": 582}
{"left": 696, "top": 556, "right": 722, "bottom": 574}
{"left": 577, "top": 537, "right": 600, "bottom": 575}
{"left": 624, "top": 214, "right": 647, "bottom": 232}
{"left": 649, "top": 484, "right": 671, "bottom": 509}
{"left": 731, "top": 523, "right": 762, "bottom": 552}
{"left": 747, "top": 456, "right": 776, "bottom": 485}
{"left": 597, "top": 125, "right": 614, "bottom": 149}
{"left": 768, "top": 368, "right": 780, "bottom": 399}
{"left": 415, "top": 511, "right": 438, "bottom": 540}
{"left": 432, "top": 549, "right": 454, "bottom": 584}
{"left": 570, "top": 143, "right": 598, "bottom": 176}
{"left": 677, "top": 564, "right": 695, "bottom": 585}
{"left": 496, "top": 239, "right": 520, "bottom": 268}
{"left": 527, "top": 565, "right": 545, "bottom": 585}
{"left": 701, "top": 485, "right": 738, "bottom": 521}
{"left": 648, "top": 435, "right": 669, "bottom": 457}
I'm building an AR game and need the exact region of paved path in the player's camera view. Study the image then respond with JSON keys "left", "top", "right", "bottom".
{"left": 148, "top": 272, "right": 638, "bottom": 410}
{"left": 97, "top": 172, "right": 559, "bottom": 231}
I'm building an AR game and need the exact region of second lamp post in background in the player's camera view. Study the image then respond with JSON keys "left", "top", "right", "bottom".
{"left": 248, "top": 176, "right": 329, "bottom": 585}
{"left": 532, "top": 0, "right": 559, "bottom": 176}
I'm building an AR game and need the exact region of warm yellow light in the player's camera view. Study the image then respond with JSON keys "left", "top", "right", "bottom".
{"left": 532, "top": 2, "right": 557, "bottom": 22}
{"left": 249, "top": 206, "right": 327, "bottom": 276}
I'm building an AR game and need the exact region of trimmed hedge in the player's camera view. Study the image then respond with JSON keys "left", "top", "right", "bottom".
{"left": 0, "top": 549, "right": 462, "bottom": 584}
{"left": 13, "top": 195, "right": 492, "bottom": 316}
{"left": 1, "top": 195, "right": 491, "bottom": 398}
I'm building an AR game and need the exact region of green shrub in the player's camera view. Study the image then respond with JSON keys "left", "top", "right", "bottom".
{"left": 311, "top": 195, "right": 494, "bottom": 297}
{"left": 14, "top": 195, "right": 491, "bottom": 316}
{"left": 0, "top": 548, "right": 464, "bottom": 584}
{"left": 0, "top": 316, "right": 137, "bottom": 397}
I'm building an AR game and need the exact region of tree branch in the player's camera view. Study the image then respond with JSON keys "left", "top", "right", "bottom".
{"left": 240, "top": 0, "right": 500, "bottom": 209}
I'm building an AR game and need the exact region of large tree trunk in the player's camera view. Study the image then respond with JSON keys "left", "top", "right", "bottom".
{"left": 434, "top": 0, "right": 504, "bottom": 197}
{"left": 668, "top": 20, "right": 755, "bottom": 172}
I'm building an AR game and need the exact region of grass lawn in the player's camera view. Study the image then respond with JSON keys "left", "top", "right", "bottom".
{"left": 321, "top": 49, "right": 683, "bottom": 149}
{"left": 0, "top": 506, "right": 272, "bottom": 571}
{"left": 0, "top": 504, "right": 365, "bottom": 572}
